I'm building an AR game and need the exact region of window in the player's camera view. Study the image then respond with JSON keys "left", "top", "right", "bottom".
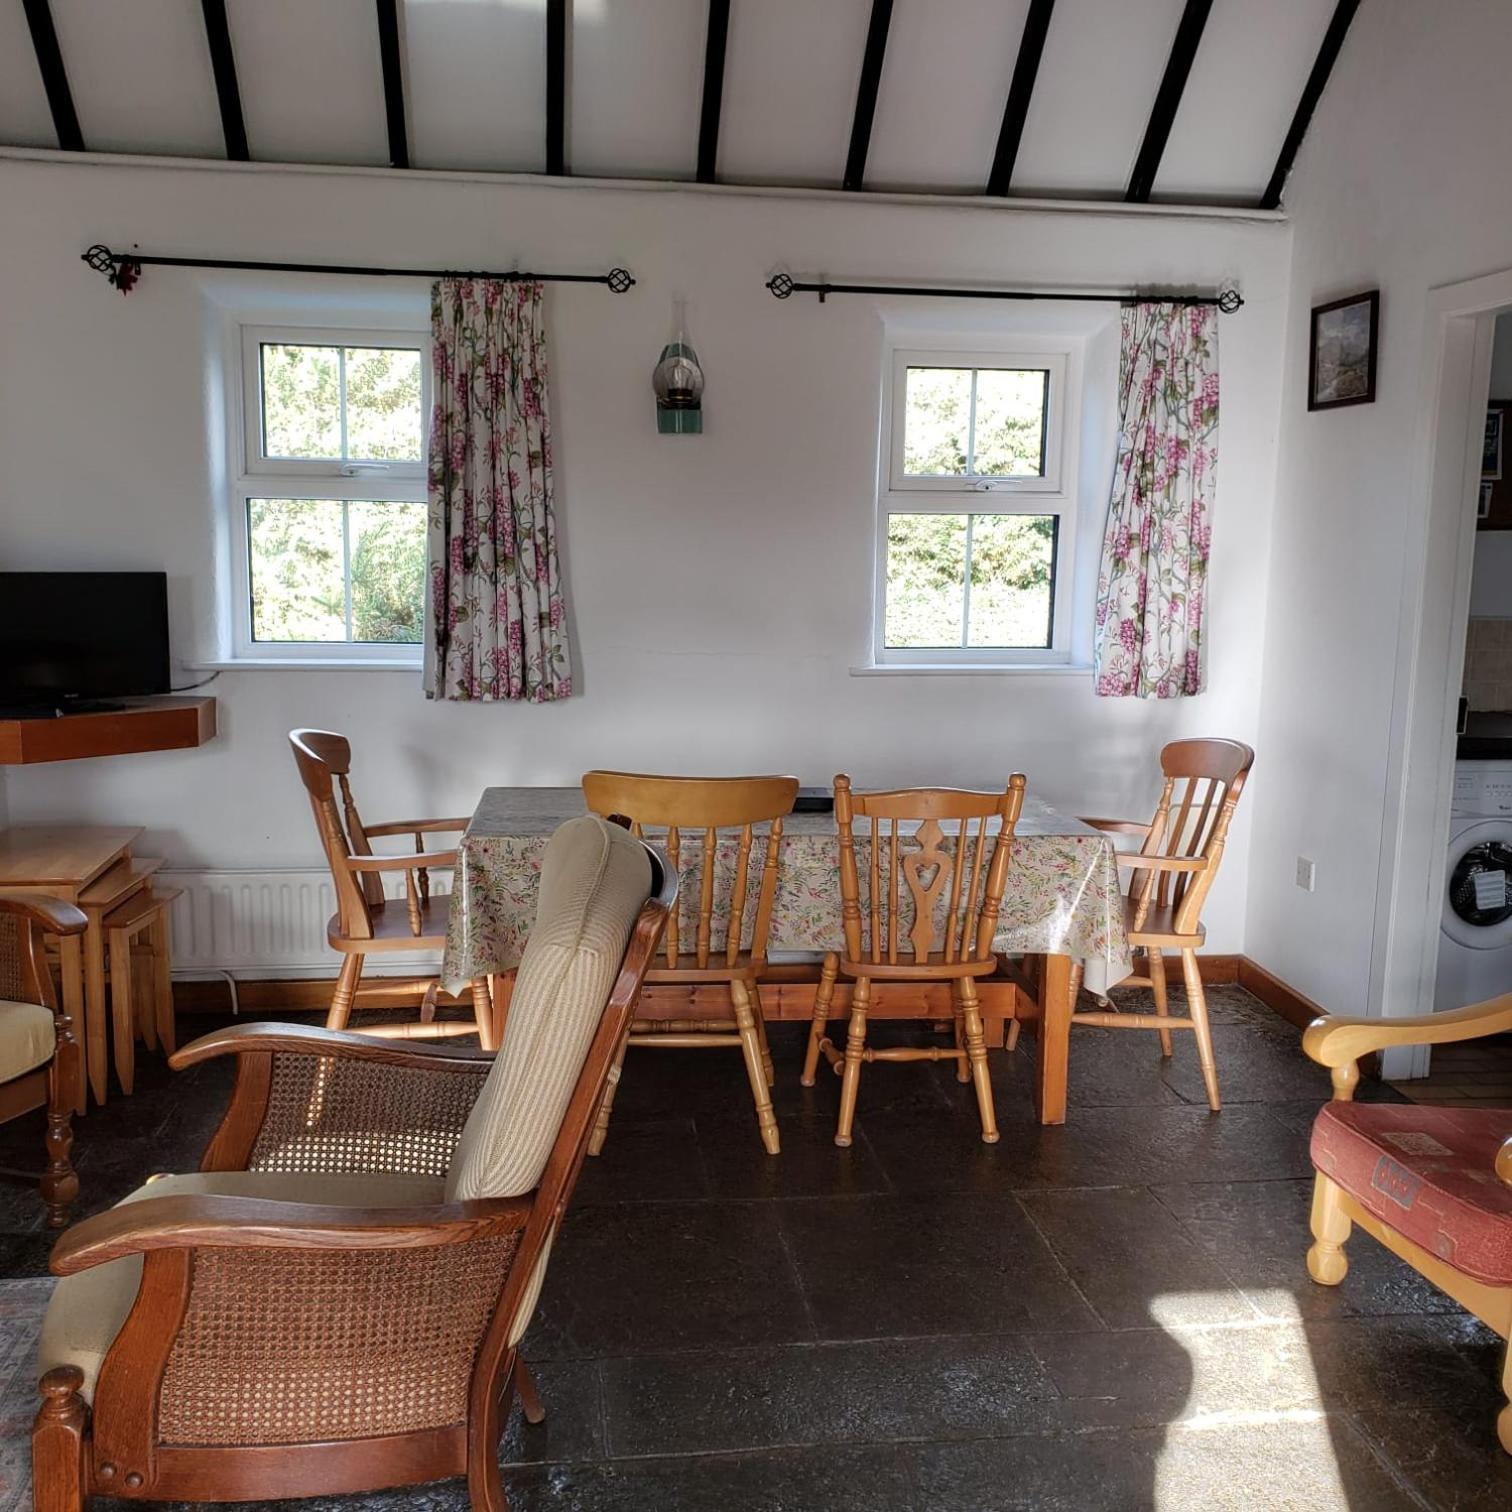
{"left": 231, "top": 326, "right": 430, "bottom": 662}
{"left": 876, "top": 349, "right": 1073, "bottom": 665}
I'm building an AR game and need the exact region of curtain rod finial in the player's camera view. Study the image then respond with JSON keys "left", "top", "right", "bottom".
{"left": 82, "top": 243, "right": 141, "bottom": 295}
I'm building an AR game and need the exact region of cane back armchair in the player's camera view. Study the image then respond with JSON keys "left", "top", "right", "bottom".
{"left": 32, "top": 815, "right": 676, "bottom": 1512}
{"left": 0, "top": 894, "right": 85, "bottom": 1229}
{"left": 290, "top": 729, "right": 497, "bottom": 1046}
{"left": 802, "top": 774, "right": 1027, "bottom": 1147}
{"left": 1075, "top": 738, "right": 1254, "bottom": 1112}
{"left": 582, "top": 770, "right": 799, "bottom": 1157}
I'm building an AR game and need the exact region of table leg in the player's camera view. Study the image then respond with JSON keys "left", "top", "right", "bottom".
{"left": 83, "top": 922, "right": 109, "bottom": 1106}
{"left": 57, "top": 934, "right": 86, "bottom": 1115}
{"left": 1035, "top": 952, "right": 1073, "bottom": 1125}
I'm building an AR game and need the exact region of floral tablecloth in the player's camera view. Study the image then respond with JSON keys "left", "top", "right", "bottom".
{"left": 442, "top": 788, "right": 1130, "bottom": 994}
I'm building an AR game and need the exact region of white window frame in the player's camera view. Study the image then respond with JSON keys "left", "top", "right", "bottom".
{"left": 875, "top": 346, "right": 1077, "bottom": 667}
{"left": 229, "top": 323, "right": 430, "bottom": 665}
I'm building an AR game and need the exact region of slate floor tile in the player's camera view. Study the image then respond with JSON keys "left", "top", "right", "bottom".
{"left": 778, "top": 1193, "right": 1101, "bottom": 1340}
{"left": 1349, "top": 1399, "right": 1512, "bottom": 1512}
{"left": 1150, "top": 1175, "right": 1464, "bottom": 1320}
{"left": 1160, "top": 1023, "right": 1335, "bottom": 1105}
{"left": 1016, "top": 1186, "right": 1256, "bottom": 1328}
{"left": 572, "top": 1116, "right": 715, "bottom": 1205}
{"left": 600, "top": 1335, "right": 1063, "bottom": 1458}
{"left": 696, "top": 1112, "right": 893, "bottom": 1201}
{"left": 524, "top": 1200, "right": 813, "bottom": 1361}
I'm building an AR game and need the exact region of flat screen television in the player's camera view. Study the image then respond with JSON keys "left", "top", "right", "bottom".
{"left": 0, "top": 572, "right": 170, "bottom": 711}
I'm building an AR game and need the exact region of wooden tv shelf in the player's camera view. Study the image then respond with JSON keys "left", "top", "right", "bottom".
{"left": 0, "top": 697, "right": 217, "bottom": 765}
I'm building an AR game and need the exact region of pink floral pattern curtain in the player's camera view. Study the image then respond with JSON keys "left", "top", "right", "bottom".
{"left": 424, "top": 279, "right": 573, "bottom": 702}
{"left": 1093, "top": 303, "right": 1218, "bottom": 698}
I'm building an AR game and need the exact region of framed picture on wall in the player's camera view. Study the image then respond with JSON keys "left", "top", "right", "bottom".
{"left": 1480, "top": 481, "right": 1494, "bottom": 519}
{"left": 1308, "top": 290, "right": 1379, "bottom": 411}
{"left": 1483, "top": 408, "right": 1503, "bottom": 480}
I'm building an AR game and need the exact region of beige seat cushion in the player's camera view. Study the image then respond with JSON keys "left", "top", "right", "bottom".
{"left": 38, "top": 1170, "right": 443, "bottom": 1403}
{"left": 445, "top": 815, "right": 651, "bottom": 1202}
{"left": 0, "top": 1001, "right": 54, "bottom": 1083}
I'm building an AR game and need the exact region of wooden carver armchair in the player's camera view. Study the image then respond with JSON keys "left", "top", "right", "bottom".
{"left": 1303, "top": 992, "right": 1512, "bottom": 1453}
{"left": 0, "top": 894, "right": 85, "bottom": 1229}
{"left": 31, "top": 815, "right": 676, "bottom": 1511}
{"left": 289, "top": 729, "right": 497, "bottom": 1046}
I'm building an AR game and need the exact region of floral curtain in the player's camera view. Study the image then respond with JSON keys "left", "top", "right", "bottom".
{"left": 1093, "top": 302, "right": 1218, "bottom": 698}
{"left": 424, "top": 279, "right": 573, "bottom": 702}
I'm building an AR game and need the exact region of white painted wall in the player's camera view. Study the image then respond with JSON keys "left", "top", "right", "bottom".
{"left": 1248, "top": 0, "right": 1512, "bottom": 1013}
{"left": 0, "top": 153, "right": 1290, "bottom": 956}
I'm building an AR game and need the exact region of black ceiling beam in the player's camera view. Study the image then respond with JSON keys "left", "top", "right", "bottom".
{"left": 696, "top": 0, "right": 731, "bottom": 184}
{"left": 987, "top": 0, "right": 1055, "bottom": 196}
{"left": 375, "top": 0, "right": 409, "bottom": 169}
{"left": 21, "top": 0, "right": 82, "bottom": 152}
{"left": 200, "top": 0, "right": 248, "bottom": 161}
{"left": 1125, "top": 0, "right": 1212, "bottom": 203}
{"left": 546, "top": 0, "right": 567, "bottom": 175}
{"left": 843, "top": 0, "right": 894, "bottom": 192}
{"left": 1260, "top": 0, "right": 1360, "bottom": 210}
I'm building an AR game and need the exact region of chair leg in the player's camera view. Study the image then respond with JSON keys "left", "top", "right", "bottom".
{"left": 1306, "top": 1173, "right": 1352, "bottom": 1286}
{"left": 1180, "top": 949, "right": 1221, "bottom": 1111}
{"left": 41, "top": 1045, "right": 78, "bottom": 1230}
{"left": 514, "top": 1356, "right": 546, "bottom": 1426}
{"left": 327, "top": 953, "right": 364, "bottom": 1031}
{"left": 106, "top": 927, "right": 134, "bottom": 1097}
{"left": 1005, "top": 1018, "right": 1021, "bottom": 1053}
{"left": 957, "top": 976, "right": 1000, "bottom": 1145}
{"left": 835, "top": 976, "right": 870, "bottom": 1148}
{"left": 731, "top": 978, "right": 780, "bottom": 1156}
{"left": 471, "top": 976, "right": 496, "bottom": 1052}
{"left": 1498, "top": 1339, "right": 1512, "bottom": 1455}
{"left": 1149, "top": 948, "right": 1174, "bottom": 1058}
{"left": 588, "top": 1034, "right": 630, "bottom": 1157}
{"left": 801, "top": 954, "right": 839, "bottom": 1086}
{"left": 950, "top": 994, "right": 969, "bottom": 1083}
{"left": 32, "top": 1367, "right": 88, "bottom": 1512}
{"left": 749, "top": 982, "right": 776, "bottom": 1086}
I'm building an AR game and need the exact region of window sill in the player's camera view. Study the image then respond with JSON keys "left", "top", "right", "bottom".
{"left": 185, "top": 658, "right": 422, "bottom": 673}
{"left": 850, "top": 663, "right": 1092, "bottom": 677}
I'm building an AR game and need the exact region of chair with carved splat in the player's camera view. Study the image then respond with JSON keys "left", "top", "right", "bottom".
{"left": 1075, "top": 738, "right": 1254, "bottom": 1111}
{"left": 581, "top": 771, "right": 799, "bottom": 1157}
{"left": 802, "top": 774, "right": 1027, "bottom": 1147}
{"left": 289, "top": 730, "right": 496, "bottom": 1048}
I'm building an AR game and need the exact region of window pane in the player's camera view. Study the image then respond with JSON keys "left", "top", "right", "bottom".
{"left": 248, "top": 498, "right": 346, "bottom": 641}
{"left": 345, "top": 347, "right": 423, "bottom": 462}
{"left": 261, "top": 345, "right": 341, "bottom": 459}
{"left": 349, "top": 500, "right": 427, "bottom": 643}
{"left": 967, "top": 514, "right": 1057, "bottom": 648}
{"left": 885, "top": 513, "right": 967, "bottom": 647}
{"left": 903, "top": 368, "right": 972, "bottom": 476}
{"left": 972, "top": 369, "right": 1047, "bottom": 477}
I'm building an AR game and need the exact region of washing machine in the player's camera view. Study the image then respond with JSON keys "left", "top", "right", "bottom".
{"left": 1436, "top": 760, "right": 1512, "bottom": 1009}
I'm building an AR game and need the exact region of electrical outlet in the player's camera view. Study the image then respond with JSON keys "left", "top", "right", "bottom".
{"left": 1295, "top": 857, "right": 1316, "bottom": 893}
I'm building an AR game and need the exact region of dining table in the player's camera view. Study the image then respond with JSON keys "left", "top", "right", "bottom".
{"left": 441, "top": 787, "right": 1133, "bottom": 1125}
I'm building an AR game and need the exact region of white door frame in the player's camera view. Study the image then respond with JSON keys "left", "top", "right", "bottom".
{"left": 1369, "top": 267, "right": 1511, "bottom": 1078}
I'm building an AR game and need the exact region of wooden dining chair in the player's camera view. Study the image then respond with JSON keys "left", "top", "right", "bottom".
{"left": 802, "top": 774, "right": 1027, "bottom": 1147}
{"left": 1074, "top": 738, "right": 1255, "bottom": 1111}
{"left": 581, "top": 771, "right": 799, "bottom": 1157}
{"left": 289, "top": 730, "right": 496, "bottom": 1048}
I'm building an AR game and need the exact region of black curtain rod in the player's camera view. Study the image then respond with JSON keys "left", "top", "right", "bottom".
{"left": 81, "top": 244, "right": 635, "bottom": 295}
{"left": 766, "top": 273, "right": 1242, "bottom": 312}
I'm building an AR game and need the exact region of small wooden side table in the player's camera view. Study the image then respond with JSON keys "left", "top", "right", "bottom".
{"left": 0, "top": 827, "right": 143, "bottom": 1110}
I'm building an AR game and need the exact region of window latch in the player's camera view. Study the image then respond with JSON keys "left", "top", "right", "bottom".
{"left": 340, "top": 462, "right": 390, "bottom": 476}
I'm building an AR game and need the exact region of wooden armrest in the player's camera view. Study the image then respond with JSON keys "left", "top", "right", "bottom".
{"left": 363, "top": 818, "right": 471, "bottom": 837}
{"left": 1079, "top": 817, "right": 1153, "bottom": 837}
{"left": 1302, "top": 993, "right": 1512, "bottom": 1068}
{"left": 49, "top": 1192, "right": 531, "bottom": 1274}
{"left": 170, "top": 1021, "right": 494, "bottom": 1073}
{"left": 344, "top": 850, "right": 459, "bottom": 873}
{"left": 0, "top": 893, "right": 87, "bottom": 936}
{"left": 1114, "top": 853, "right": 1207, "bottom": 872}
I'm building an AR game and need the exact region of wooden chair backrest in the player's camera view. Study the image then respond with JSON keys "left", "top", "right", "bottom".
{"left": 0, "top": 910, "right": 51, "bottom": 1014}
{"left": 1132, "top": 738, "right": 1255, "bottom": 935}
{"left": 289, "top": 728, "right": 382, "bottom": 940}
{"left": 581, "top": 771, "right": 799, "bottom": 970}
{"left": 834, "top": 774, "right": 1027, "bottom": 967}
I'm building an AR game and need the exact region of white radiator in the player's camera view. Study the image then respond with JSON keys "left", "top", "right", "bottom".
{"left": 160, "top": 869, "right": 449, "bottom": 979}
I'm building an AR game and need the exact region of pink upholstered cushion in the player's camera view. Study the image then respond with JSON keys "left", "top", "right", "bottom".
{"left": 1311, "top": 1102, "right": 1512, "bottom": 1286}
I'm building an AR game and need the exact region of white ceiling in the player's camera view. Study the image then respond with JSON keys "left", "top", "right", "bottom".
{"left": 0, "top": 0, "right": 1345, "bottom": 205}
